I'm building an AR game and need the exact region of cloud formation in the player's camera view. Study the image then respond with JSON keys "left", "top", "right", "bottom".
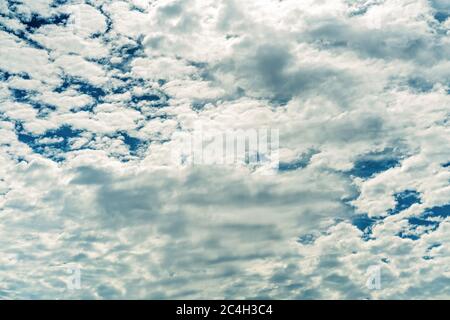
{"left": 0, "top": 0, "right": 449, "bottom": 299}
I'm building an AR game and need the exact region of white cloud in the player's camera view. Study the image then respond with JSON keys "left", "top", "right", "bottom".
{"left": 0, "top": 0, "right": 449, "bottom": 299}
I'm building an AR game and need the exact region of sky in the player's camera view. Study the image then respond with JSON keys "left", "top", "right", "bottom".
{"left": 0, "top": 0, "right": 449, "bottom": 299}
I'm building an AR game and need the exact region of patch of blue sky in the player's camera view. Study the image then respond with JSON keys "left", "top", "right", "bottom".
{"left": 278, "top": 149, "right": 318, "bottom": 172}
{"left": 9, "top": 88, "right": 57, "bottom": 116}
{"left": 408, "top": 216, "right": 439, "bottom": 227}
{"left": 115, "top": 131, "right": 148, "bottom": 158}
{"left": 106, "top": 39, "right": 145, "bottom": 74}
{"left": 140, "top": 112, "right": 172, "bottom": 124}
{"left": 119, "top": 41, "right": 144, "bottom": 61}
{"left": 50, "top": 0, "right": 70, "bottom": 8}
{"left": 0, "top": 19, "right": 46, "bottom": 50}
{"left": 397, "top": 203, "right": 450, "bottom": 240}
{"left": 349, "top": 8, "right": 368, "bottom": 17}
{"left": 398, "top": 224, "right": 438, "bottom": 241}
{"left": 97, "top": 5, "right": 113, "bottom": 35}
{"left": 423, "top": 243, "right": 442, "bottom": 260}
{"left": 397, "top": 231, "right": 420, "bottom": 240}
{"left": 25, "top": 13, "right": 70, "bottom": 31}
{"left": 351, "top": 214, "right": 383, "bottom": 240}
{"left": 112, "top": 75, "right": 146, "bottom": 91}
{"left": 278, "top": 160, "right": 308, "bottom": 172}
{"left": 422, "top": 203, "right": 450, "bottom": 219}
{"left": 0, "top": 70, "right": 12, "bottom": 81}
{"left": 348, "top": 1, "right": 382, "bottom": 19}
{"left": 55, "top": 76, "right": 106, "bottom": 112}
{"left": 0, "top": 70, "right": 31, "bottom": 82}
{"left": 4, "top": 2, "right": 70, "bottom": 32}
{"left": 348, "top": 156, "right": 400, "bottom": 179}
{"left": 387, "top": 190, "right": 422, "bottom": 215}
{"left": 66, "top": 78, "right": 106, "bottom": 100}
{"left": 434, "top": 12, "right": 450, "bottom": 23}
{"left": 428, "top": 243, "right": 442, "bottom": 250}
{"left": 131, "top": 93, "right": 163, "bottom": 104}
{"left": 16, "top": 124, "right": 83, "bottom": 161}
{"left": 10, "top": 88, "right": 31, "bottom": 103}
{"left": 107, "top": 60, "right": 170, "bottom": 109}
{"left": 107, "top": 48, "right": 170, "bottom": 109}
{"left": 132, "top": 90, "right": 169, "bottom": 109}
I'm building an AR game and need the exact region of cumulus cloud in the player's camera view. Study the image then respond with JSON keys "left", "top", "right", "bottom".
{"left": 0, "top": 0, "right": 448, "bottom": 299}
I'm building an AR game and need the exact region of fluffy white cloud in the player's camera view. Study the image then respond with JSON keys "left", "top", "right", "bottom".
{"left": 0, "top": 0, "right": 448, "bottom": 299}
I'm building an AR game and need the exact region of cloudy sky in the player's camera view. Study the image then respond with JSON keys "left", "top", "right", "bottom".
{"left": 0, "top": 0, "right": 449, "bottom": 299}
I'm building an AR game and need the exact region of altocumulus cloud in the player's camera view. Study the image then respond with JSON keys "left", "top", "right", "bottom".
{"left": 0, "top": 0, "right": 449, "bottom": 299}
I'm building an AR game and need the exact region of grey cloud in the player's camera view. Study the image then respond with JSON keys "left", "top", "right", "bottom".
{"left": 70, "top": 166, "right": 111, "bottom": 185}
{"left": 216, "top": 43, "right": 357, "bottom": 105}
{"left": 304, "top": 19, "right": 450, "bottom": 64}
{"left": 0, "top": 0, "right": 449, "bottom": 300}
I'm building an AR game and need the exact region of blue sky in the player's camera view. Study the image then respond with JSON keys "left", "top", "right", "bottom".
{"left": 0, "top": 0, "right": 449, "bottom": 299}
